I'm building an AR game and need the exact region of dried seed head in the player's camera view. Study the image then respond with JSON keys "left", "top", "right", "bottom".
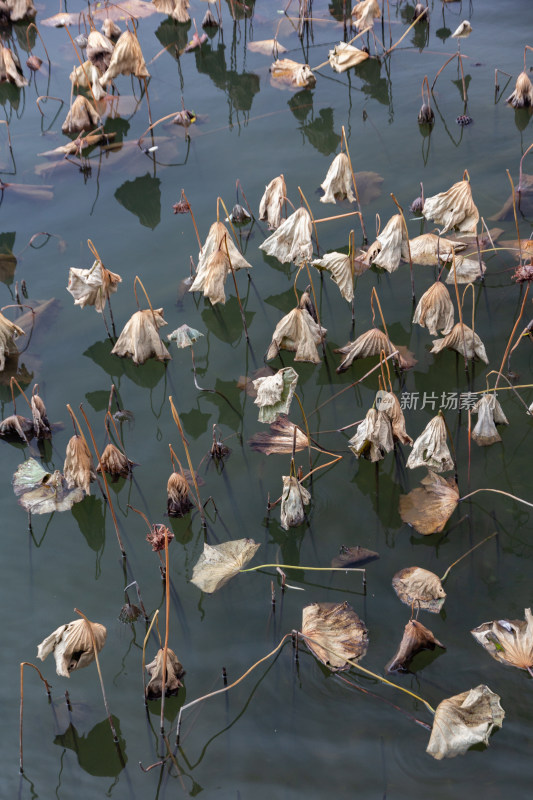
{"left": 513, "top": 261, "right": 533, "bottom": 283}
{"left": 97, "top": 443, "right": 132, "bottom": 478}
{"left": 410, "top": 195, "right": 424, "bottom": 214}
{"left": 418, "top": 103, "right": 434, "bottom": 125}
{"left": 64, "top": 435, "right": 95, "bottom": 494}
{"left": 145, "top": 648, "right": 185, "bottom": 700}
{"left": 26, "top": 55, "right": 42, "bottom": 71}
{"left": 167, "top": 472, "right": 193, "bottom": 518}
{"left": 147, "top": 523, "right": 174, "bottom": 552}
{"left": 507, "top": 71, "right": 533, "bottom": 108}
{"left": 118, "top": 602, "right": 141, "bottom": 623}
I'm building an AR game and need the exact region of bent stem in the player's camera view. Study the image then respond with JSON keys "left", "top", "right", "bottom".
{"left": 390, "top": 192, "right": 414, "bottom": 301}
{"left": 341, "top": 125, "right": 367, "bottom": 243}
{"left": 440, "top": 532, "right": 498, "bottom": 583}
{"left": 20, "top": 662, "right": 52, "bottom": 774}
{"left": 142, "top": 611, "right": 161, "bottom": 705}
{"left": 460, "top": 488, "right": 533, "bottom": 510}
{"left": 180, "top": 189, "right": 202, "bottom": 249}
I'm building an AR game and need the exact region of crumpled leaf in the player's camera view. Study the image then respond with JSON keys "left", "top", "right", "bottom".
{"left": 0, "top": 45, "right": 28, "bottom": 87}
{"left": 270, "top": 58, "right": 316, "bottom": 89}
{"left": 253, "top": 366, "right": 298, "bottom": 423}
{"left": 99, "top": 30, "right": 149, "bottom": 85}
{"left": 0, "top": 310, "right": 24, "bottom": 370}
{"left": 13, "top": 458, "right": 85, "bottom": 514}
{"left": 471, "top": 608, "right": 533, "bottom": 671}
{"left": 67, "top": 260, "right": 121, "bottom": 313}
{"left": 423, "top": 180, "right": 479, "bottom": 234}
{"left": 61, "top": 95, "right": 101, "bottom": 135}
{"left": 0, "top": 414, "right": 33, "bottom": 442}
{"left": 280, "top": 475, "right": 311, "bottom": 529}
{"left": 248, "top": 415, "right": 308, "bottom": 455}
{"left": 190, "top": 538, "right": 261, "bottom": 593}
{"left": 320, "top": 153, "right": 356, "bottom": 204}
{"left": 406, "top": 414, "right": 454, "bottom": 472}
{"left": 405, "top": 233, "right": 465, "bottom": 266}
{"left": 301, "top": 601, "right": 368, "bottom": 670}
{"left": 259, "top": 174, "right": 286, "bottom": 230}
{"left": 507, "top": 71, "right": 533, "bottom": 108}
{"left": 331, "top": 545, "right": 379, "bottom": 568}
{"left": 190, "top": 221, "right": 252, "bottom": 304}
{"left": 37, "top": 618, "right": 106, "bottom": 677}
{"left": 312, "top": 251, "right": 361, "bottom": 302}
{"left": 266, "top": 298, "right": 326, "bottom": 364}
{"left": 364, "top": 214, "right": 405, "bottom": 273}
{"left": 328, "top": 42, "right": 369, "bottom": 73}
{"left": 352, "top": 0, "right": 380, "bottom": 30}
{"left": 431, "top": 322, "right": 488, "bottom": 364}
{"left": 145, "top": 648, "right": 185, "bottom": 699}
{"left": 399, "top": 470, "right": 459, "bottom": 535}
{"left": 377, "top": 390, "right": 413, "bottom": 445}
{"left": 471, "top": 393, "right": 508, "bottom": 446}
{"left": 386, "top": 619, "right": 445, "bottom": 673}
{"left": 348, "top": 408, "right": 394, "bottom": 462}
{"left": 335, "top": 327, "right": 415, "bottom": 373}
{"left": 444, "top": 256, "right": 486, "bottom": 284}
{"left": 64, "top": 435, "right": 96, "bottom": 494}
{"left": 259, "top": 207, "right": 313, "bottom": 265}
{"left": 426, "top": 685, "right": 504, "bottom": 760}
{"left": 392, "top": 566, "right": 446, "bottom": 613}
{"left": 412, "top": 281, "right": 454, "bottom": 336}
{"left": 167, "top": 324, "right": 203, "bottom": 348}
{"left": 153, "top": 0, "right": 189, "bottom": 23}
{"left": 111, "top": 308, "right": 170, "bottom": 365}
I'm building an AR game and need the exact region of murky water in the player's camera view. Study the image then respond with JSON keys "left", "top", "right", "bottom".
{"left": 2, "top": 0, "right": 533, "bottom": 797}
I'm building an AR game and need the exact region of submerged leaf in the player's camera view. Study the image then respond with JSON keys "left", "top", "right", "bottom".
{"left": 426, "top": 685, "right": 504, "bottom": 760}
{"left": 392, "top": 566, "right": 446, "bottom": 613}
{"left": 270, "top": 58, "right": 316, "bottom": 89}
{"left": 471, "top": 609, "right": 533, "bottom": 671}
{"left": 248, "top": 415, "right": 308, "bottom": 455}
{"left": 301, "top": 601, "right": 368, "bottom": 670}
{"left": 386, "top": 619, "right": 445, "bottom": 673}
{"left": 190, "top": 538, "right": 261, "bottom": 593}
{"left": 13, "top": 458, "right": 84, "bottom": 514}
{"left": 37, "top": 618, "right": 106, "bottom": 677}
{"left": 399, "top": 470, "right": 459, "bottom": 534}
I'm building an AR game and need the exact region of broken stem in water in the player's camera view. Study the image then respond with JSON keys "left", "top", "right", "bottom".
{"left": 440, "top": 532, "right": 498, "bottom": 582}
{"left": 460, "top": 488, "right": 533, "bottom": 510}
{"left": 19, "top": 662, "right": 52, "bottom": 774}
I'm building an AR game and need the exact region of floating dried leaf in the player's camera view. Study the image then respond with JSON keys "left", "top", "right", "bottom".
{"left": 145, "top": 648, "right": 185, "bottom": 699}
{"left": 301, "top": 601, "right": 368, "bottom": 670}
{"left": 270, "top": 58, "right": 316, "bottom": 89}
{"left": 0, "top": 414, "right": 33, "bottom": 442}
{"left": 248, "top": 415, "right": 308, "bottom": 455}
{"left": 427, "top": 685, "right": 504, "bottom": 760}
{"left": 331, "top": 545, "right": 379, "bottom": 568}
{"left": 471, "top": 609, "right": 533, "bottom": 671}
{"left": 191, "top": 538, "right": 261, "bottom": 593}
{"left": 328, "top": 42, "right": 369, "bottom": 73}
{"left": 13, "top": 458, "right": 85, "bottom": 513}
{"left": 392, "top": 566, "right": 446, "bottom": 613}
{"left": 248, "top": 39, "right": 287, "bottom": 56}
{"left": 399, "top": 471, "right": 459, "bottom": 535}
{"left": 37, "top": 618, "right": 107, "bottom": 677}
{"left": 386, "top": 619, "right": 445, "bottom": 673}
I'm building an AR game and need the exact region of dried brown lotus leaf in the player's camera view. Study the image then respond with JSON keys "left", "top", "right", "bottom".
{"left": 248, "top": 39, "right": 287, "bottom": 56}
{"left": 280, "top": 475, "right": 311, "bottom": 529}
{"left": 97, "top": 443, "right": 133, "bottom": 478}
{"left": 406, "top": 414, "right": 453, "bottom": 472}
{"left": 377, "top": 391, "right": 412, "bottom": 445}
{"left": 111, "top": 308, "right": 171, "bottom": 365}
{"left": 348, "top": 408, "right": 394, "bottom": 462}
{"left": 301, "top": 601, "right": 368, "bottom": 670}
{"left": 3, "top": 0, "right": 35, "bottom": 21}
{"left": 386, "top": 619, "right": 445, "bottom": 673}
{"left": 352, "top": 0, "right": 380, "bottom": 30}
{"left": 69, "top": 61, "right": 106, "bottom": 103}
{"left": 13, "top": 458, "right": 84, "bottom": 513}
{"left": 444, "top": 255, "right": 486, "bottom": 284}
{"left": 0, "top": 310, "right": 24, "bottom": 370}
{"left": 331, "top": 545, "right": 379, "bottom": 568}
{"left": 404, "top": 233, "right": 465, "bottom": 266}
{"left": 413, "top": 281, "right": 454, "bottom": 336}
{"left": 64, "top": 435, "right": 96, "bottom": 495}
{"left": 364, "top": 214, "right": 405, "bottom": 273}
{"left": 0, "top": 414, "right": 33, "bottom": 442}
{"left": 270, "top": 58, "right": 316, "bottom": 89}
{"left": 67, "top": 260, "right": 121, "bottom": 312}
{"left": 86, "top": 30, "right": 114, "bottom": 70}
{"left": 335, "top": 327, "right": 413, "bottom": 373}
{"left": 31, "top": 387, "right": 51, "bottom": 439}
{"left": 426, "top": 685, "right": 504, "bottom": 760}
{"left": 266, "top": 305, "right": 326, "bottom": 364}
{"left": 167, "top": 471, "right": 193, "bottom": 517}
{"left": 423, "top": 180, "right": 479, "bottom": 234}
{"left": 190, "top": 221, "right": 252, "bottom": 304}
{"left": 62, "top": 95, "right": 101, "bottom": 134}
{"left": 320, "top": 153, "right": 355, "bottom": 204}
{"left": 431, "top": 322, "right": 488, "bottom": 364}
{"left": 392, "top": 566, "right": 446, "bottom": 613}
{"left": 259, "top": 174, "right": 286, "bottom": 230}
{"left": 259, "top": 207, "right": 313, "bottom": 265}
{"left": 248, "top": 415, "right": 308, "bottom": 455}
{"left": 102, "top": 18, "right": 122, "bottom": 38}
{"left": 471, "top": 608, "right": 533, "bottom": 671}
{"left": 506, "top": 71, "right": 533, "bottom": 108}
{"left": 328, "top": 42, "right": 369, "bottom": 73}
{"left": 190, "top": 538, "right": 261, "bottom": 593}
{"left": 37, "top": 618, "right": 107, "bottom": 677}
{"left": 0, "top": 46, "right": 28, "bottom": 88}
{"left": 145, "top": 648, "right": 185, "bottom": 699}
{"left": 399, "top": 470, "right": 459, "bottom": 535}
{"left": 99, "top": 30, "right": 149, "bottom": 84}
{"left": 471, "top": 393, "right": 508, "bottom": 446}
{"left": 253, "top": 367, "right": 298, "bottom": 423}
{"left": 312, "top": 251, "right": 365, "bottom": 302}
{"left": 153, "top": 0, "right": 190, "bottom": 23}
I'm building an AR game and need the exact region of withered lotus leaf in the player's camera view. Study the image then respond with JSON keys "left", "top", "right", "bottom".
{"left": 404, "top": 233, "right": 465, "bottom": 266}
{"left": 153, "top": 0, "right": 190, "bottom": 23}
{"left": 352, "top": 0, "right": 380, "bottom": 30}
{"left": 2, "top": 0, "right": 36, "bottom": 21}
{"left": 426, "top": 685, "right": 504, "bottom": 760}
{"left": 102, "top": 18, "right": 122, "bottom": 39}
{"left": 259, "top": 207, "right": 313, "bottom": 265}
{"left": 166, "top": 471, "right": 193, "bottom": 517}
{"left": 471, "top": 609, "right": 533, "bottom": 671}
{"left": 190, "top": 221, "right": 252, "bottom": 304}
{"left": 67, "top": 260, "right": 122, "bottom": 313}
{"left": 69, "top": 61, "right": 107, "bottom": 101}
{"left": 97, "top": 443, "right": 133, "bottom": 478}
{"left": 423, "top": 180, "right": 479, "bottom": 234}
{"left": 248, "top": 415, "right": 308, "bottom": 455}
{"left": 471, "top": 393, "right": 508, "bottom": 446}
{"left": 364, "top": 214, "right": 405, "bottom": 273}
{"left": 259, "top": 174, "right": 286, "bottom": 230}
{"left": 248, "top": 39, "right": 287, "bottom": 56}
{"left": 0, "top": 311, "right": 24, "bottom": 371}
{"left": 167, "top": 323, "right": 203, "bottom": 348}
{"left": 37, "top": 618, "right": 107, "bottom": 678}
{"left": 399, "top": 470, "right": 459, "bottom": 535}
{"left": 64, "top": 435, "right": 95, "bottom": 495}
{"left": 145, "top": 648, "right": 185, "bottom": 699}
{"left": 0, "top": 414, "right": 33, "bottom": 442}
{"left": 280, "top": 475, "right": 311, "bottom": 530}
{"left": 335, "top": 327, "right": 414, "bottom": 373}
{"left": 111, "top": 308, "right": 171, "bottom": 365}
{"left": 328, "top": 42, "right": 369, "bottom": 73}
{"left": 331, "top": 545, "right": 379, "bottom": 568}
{"left": 86, "top": 30, "right": 114, "bottom": 71}
{"left": 444, "top": 255, "right": 486, "bottom": 284}
{"left": 99, "top": 30, "right": 149, "bottom": 84}
{"left": 386, "top": 619, "right": 445, "bottom": 673}
{"left": 13, "top": 458, "right": 84, "bottom": 514}
{"left": 507, "top": 71, "right": 533, "bottom": 108}
{"left": 61, "top": 95, "right": 101, "bottom": 134}
{"left": 301, "top": 601, "right": 368, "bottom": 671}
{"left": 377, "top": 391, "right": 413, "bottom": 445}
{"left": 406, "top": 415, "right": 453, "bottom": 473}
{"left": 0, "top": 46, "right": 28, "bottom": 87}
{"left": 412, "top": 281, "right": 454, "bottom": 336}
{"left": 191, "top": 538, "right": 261, "bottom": 593}
{"left": 253, "top": 366, "right": 298, "bottom": 423}
{"left": 312, "top": 252, "right": 360, "bottom": 302}
{"left": 348, "top": 408, "right": 394, "bottom": 462}
{"left": 392, "top": 566, "right": 446, "bottom": 613}
{"left": 270, "top": 58, "right": 316, "bottom": 89}
{"left": 266, "top": 302, "right": 326, "bottom": 364}
{"left": 431, "top": 322, "right": 488, "bottom": 364}
{"left": 320, "top": 153, "right": 355, "bottom": 204}
{"left": 31, "top": 385, "right": 51, "bottom": 440}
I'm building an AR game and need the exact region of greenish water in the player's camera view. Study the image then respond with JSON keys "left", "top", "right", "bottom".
{"left": 2, "top": 0, "right": 533, "bottom": 798}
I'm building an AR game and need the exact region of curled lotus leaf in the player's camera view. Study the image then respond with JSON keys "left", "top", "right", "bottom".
{"left": 37, "top": 618, "right": 107, "bottom": 677}
{"left": 301, "top": 601, "right": 368, "bottom": 670}
{"left": 426, "top": 685, "right": 504, "bottom": 760}
{"left": 471, "top": 609, "right": 533, "bottom": 672}
{"left": 253, "top": 367, "right": 298, "bottom": 423}
{"left": 145, "top": 648, "right": 185, "bottom": 699}
{"left": 386, "top": 619, "right": 445, "bottom": 673}
{"left": 399, "top": 470, "right": 459, "bottom": 535}
{"left": 392, "top": 566, "right": 446, "bottom": 613}
{"left": 190, "top": 538, "right": 261, "bottom": 593}
{"left": 13, "top": 458, "right": 84, "bottom": 514}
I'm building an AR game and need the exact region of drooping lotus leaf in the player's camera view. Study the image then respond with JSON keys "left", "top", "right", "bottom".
{"left": 190, "top": 538, "right": 261, "bottom": 593}
{"left": 386, "top": 619, "right": 445, "bottom": 673}
{"left": 406, "top": 415, "right": 454, "bottom": 473}
{"left": 392, "top": 566, "right": 446, "bottom": 613}
{"left": 13, "top": 458, "right": 85, "bottom": 514}
{"left": 248, "top": 415, "right": 308, "bottom": 455}
{"left": 471, "top": 609, "right": 533, "bottom": 672}
{"left": 253, "top": 367, "right": 298, "bottom": 423}
{"left": 426, "top": 685, "right": 504, "bottom": 760}
{"left": 280, "top": 475, "right": 311, "bottom": 530}
{"left": 37, "top": 618, "right": 107, "bottom": 677}
{"left": 399, "top": 470, "right": 459, "bottom": 534}
{"left": 301, "top": 601, "right": 368, "bottom": 670}
{"left": 145, "top": 648, "right": 185, "bottom": 699}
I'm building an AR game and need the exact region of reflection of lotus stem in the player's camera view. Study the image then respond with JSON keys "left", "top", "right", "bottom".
{"left": 161, "top": 527, "right": 170, "bottom": 733}
{"left": 176, "top": 633, "right": 292, "bottom": 745}
{"left": 494, "top": 281, "right": 530, "bottom": 390}
{"left": 169, "top": 396, "right": 205, "bottom": 522}
{"left": 460, "top": 282, "right": 476, "bottom": 334}
{"left": 440, "top": 532, "right": 498, "bottom": 582}
{"left": 19, "top": 662, "right": 52, "bottom": 773}
{"left": 142, "top": 610, "right": 161, "bottom": 705}
{"left": 460, "top": 488, "right": 533, "bottom": 510}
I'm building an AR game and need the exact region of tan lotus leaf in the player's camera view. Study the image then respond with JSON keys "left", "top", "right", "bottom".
{"left": 319, "top": 153, "right": 356, "bottom": 204}
{"left": 248, "top": 415, "right": 308, "bottom": 455}
{"left": 471, "top": 609, "right": 533, "bottom": 671}
{"left": 399, "top": 470, "right": 459, "bottom": 535}
{"left": 377, "top": 390, "right": 413, "bottom": 445}
{"left": 352, "top": 0, "right": 380, "bottom": 30}
{"left": 349, "top": 408, "right": 394, "bottom": 462}
{"left": 427, "top": 685, "right": 504, "bottom": 760}
{"left": 386, "top": 619, "right": 445, "bottom": 673}
{"left": 392, "top": 566, "right": 446, "bottom": 613}
{"left": 253, "top": 367, "right": 298, "bottom": 423}
{"left": 444, "top": 255, "right": 486, "bottom": 284}
{"left": 270, "top": 58, "right": 316, "bottom": 89}
{"left": 145, "top": 648, "right": 185, "bottom": 699}
{"left": 62, "top": 95, "right": 101, "bottom": 134}
{"left": 191, "top": 538, "right": 261, "bottom": 593}
{"left": 64, "top": 435, "right": 96, "bottom": 495}
{"left": 0, "top": 311, "right": 24, "bottom": 371}
{"left": 364, "top": 214, "right": 405, "bottom": 273}
{"left": 99, "top": 30, "right": 149, "bottom": 85}
{"left": 280, "top": 475, "right": 311, "bottom": 529}
{"left": 67, "top": 260, "right": 121, "bottom": 313}
{"left": 328, "top": 42, "right": 369, "bottom": 73}
{"left": 0, "top": 414, "right": 33, "bottom": 442}
{"left": 404, "top": 233, "right": 465, "bottom": 266}
{"left": 37, "top": 618, "right": 107, "bottom": 678}
{"left": 102, "top": 18, "right": 122, "bottom": 38}
{"left": 266, "top": 302, "right": 326, "bottom": 365}
{"left": 86, "top": 30, "right": 114, "bottom": 70}
{"left": 248, "top": 39, "right": 287, "bottom": 56}
{"left": 111, "top": 308, "right": 171, "bottom": 365}
{"left": 471, "top": 393, "right": 508, "bottom": 446}
{"left": 312, "top": 252, "right": 360, "bottom": 302}
{"left": 69, "top": 61, "right": 107, "bottom": 100}
{"left": 431, "top": 322, "right": 488, "bottom": 363}
{"left": 0, "top": 46, "right": 27, "bottom": 87}
{"left": 335, "top": 327, "right": 414, "bottom": 373}
{"left": 406, "top": 414, "right": 453, "bottom": 472}
{"left": 507, "top": 71, "right": 533, "bottom": 108}
{"left": 13, "top": 458, "right": 84, "bottom": 514}
{"left": 31, "top": 386, "right": 51, "bottom": 440}
{"left": 97, "top": 443, "right": 133, "bottom": 478}
{"left": 153, "top": 0, "right": 190, "bottom": 23}
{"left": 413, "top": 282, "right": 454, "bottom": 336}
{"left": 259, "top": 174, "right": 286, "bottom": 230}
{"left": 423, "top": 180, "right": 479, "bottom": 234}
{"left": 301, "top": 601, "right": 368, "bottom": 670}
{"left": 3, "top": 0, "right": 35, "bottom": 21}
{"left": 260, "top": 207, "right": 313, "bottom": 265}
{"left": 190, "top": 221, "right": 252, "bottom": 304}
{"left": 167, "top": 471, "right": 193, "bottom": 517}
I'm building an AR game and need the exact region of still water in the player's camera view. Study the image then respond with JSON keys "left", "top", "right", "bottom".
{"left": 1, "top": 0, "right": 533, "bottom": 797}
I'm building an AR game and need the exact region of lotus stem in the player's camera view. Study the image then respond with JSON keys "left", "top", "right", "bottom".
{"left": 494, "top": 282, "right": 530, "bottom": 390}
{"left": 169, "top": 396, "right": 204, "bottom": 522}
{"left": 142, "top": 610, "right": 161, "bottom": 705}
{"left": 440, "top": 532, "right": 498, "bottom": 582}
{"left": 137, "top": 111, "right": 181, "bottom": 147}
{"left": 341, "top": 126, "right": 368, "bottom": 243}
{"left": 217, "top": 197, "right": 242, "bottom": 255}
{"left": 431, "top": 52, "right": 457, "bottom": 93}
{"left": 222, "top": 235, "right": 249, "bottom": 341}
{"left": 160, "top": 525, "right": 170, "bottom": 733}
{"left": 10, "top": 377, "right": 32, "bottom": 414}
{"left": 19, "top": 662, "right": 52, "bottom": 773}
{"left": 460, "top": 488, "right": 533, "bottom": 509}
{"left": 390, "top": 192, "right": 414, "bottom": 301}
{"left": 452, "top": 251, "right": 469, "bottom": 373}
{"left": 180, "top": 189, "right": 202, "bottom": 249}
{"left": 313, "top": 211, "right": 363, "bottom": 224}
{"left": 506, "top": 169, "right": 522, "bottom": 262}
{"left": 385, "top": 10, "right": 428, "bottom": 55}
{"left": 26, "top": 22, "right": 50, "bottom": 66}
{"left": 297, "top": 186, "right": 319, "bottom": 253}
{"left": 63, "top": 27, "right": 98, "bottom": 105}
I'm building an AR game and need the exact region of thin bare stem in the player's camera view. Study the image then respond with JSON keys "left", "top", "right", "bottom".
{"left": 390, "top": 192, "right": 414, "bottom": 301}
{"left": 160, "top": 527, "right": 170, "bottom": 733}
{"left": 222, "top": 234, "right": 249, "bottom": 341}
{"left": 26, "top": 22, "right": 51, "bottom": 65}
{"left": 181, "top": 189, "right": 202, "bottom": 249}
{"left": 169, "top": 397, "right": 204, "bottom": 521}
{"left": 341, "top": 126, "right": 367, "bottom": 243}
{"left": 385, "top": 10, "right": 427, "bottom": 55}
{"left": 460, "top": 488, "right": 533, "bottom": 509}
{"left": 494, "top": 283, "right": 530, "bottom": 389}
{"left": 142, "top": 611, "right": 161, "bottom": 703}
{"left": 20, "top": 662, "right": 52, "bottom": 773}
{"left": 440, "top": 532, "right": 498, "bottom": 582}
